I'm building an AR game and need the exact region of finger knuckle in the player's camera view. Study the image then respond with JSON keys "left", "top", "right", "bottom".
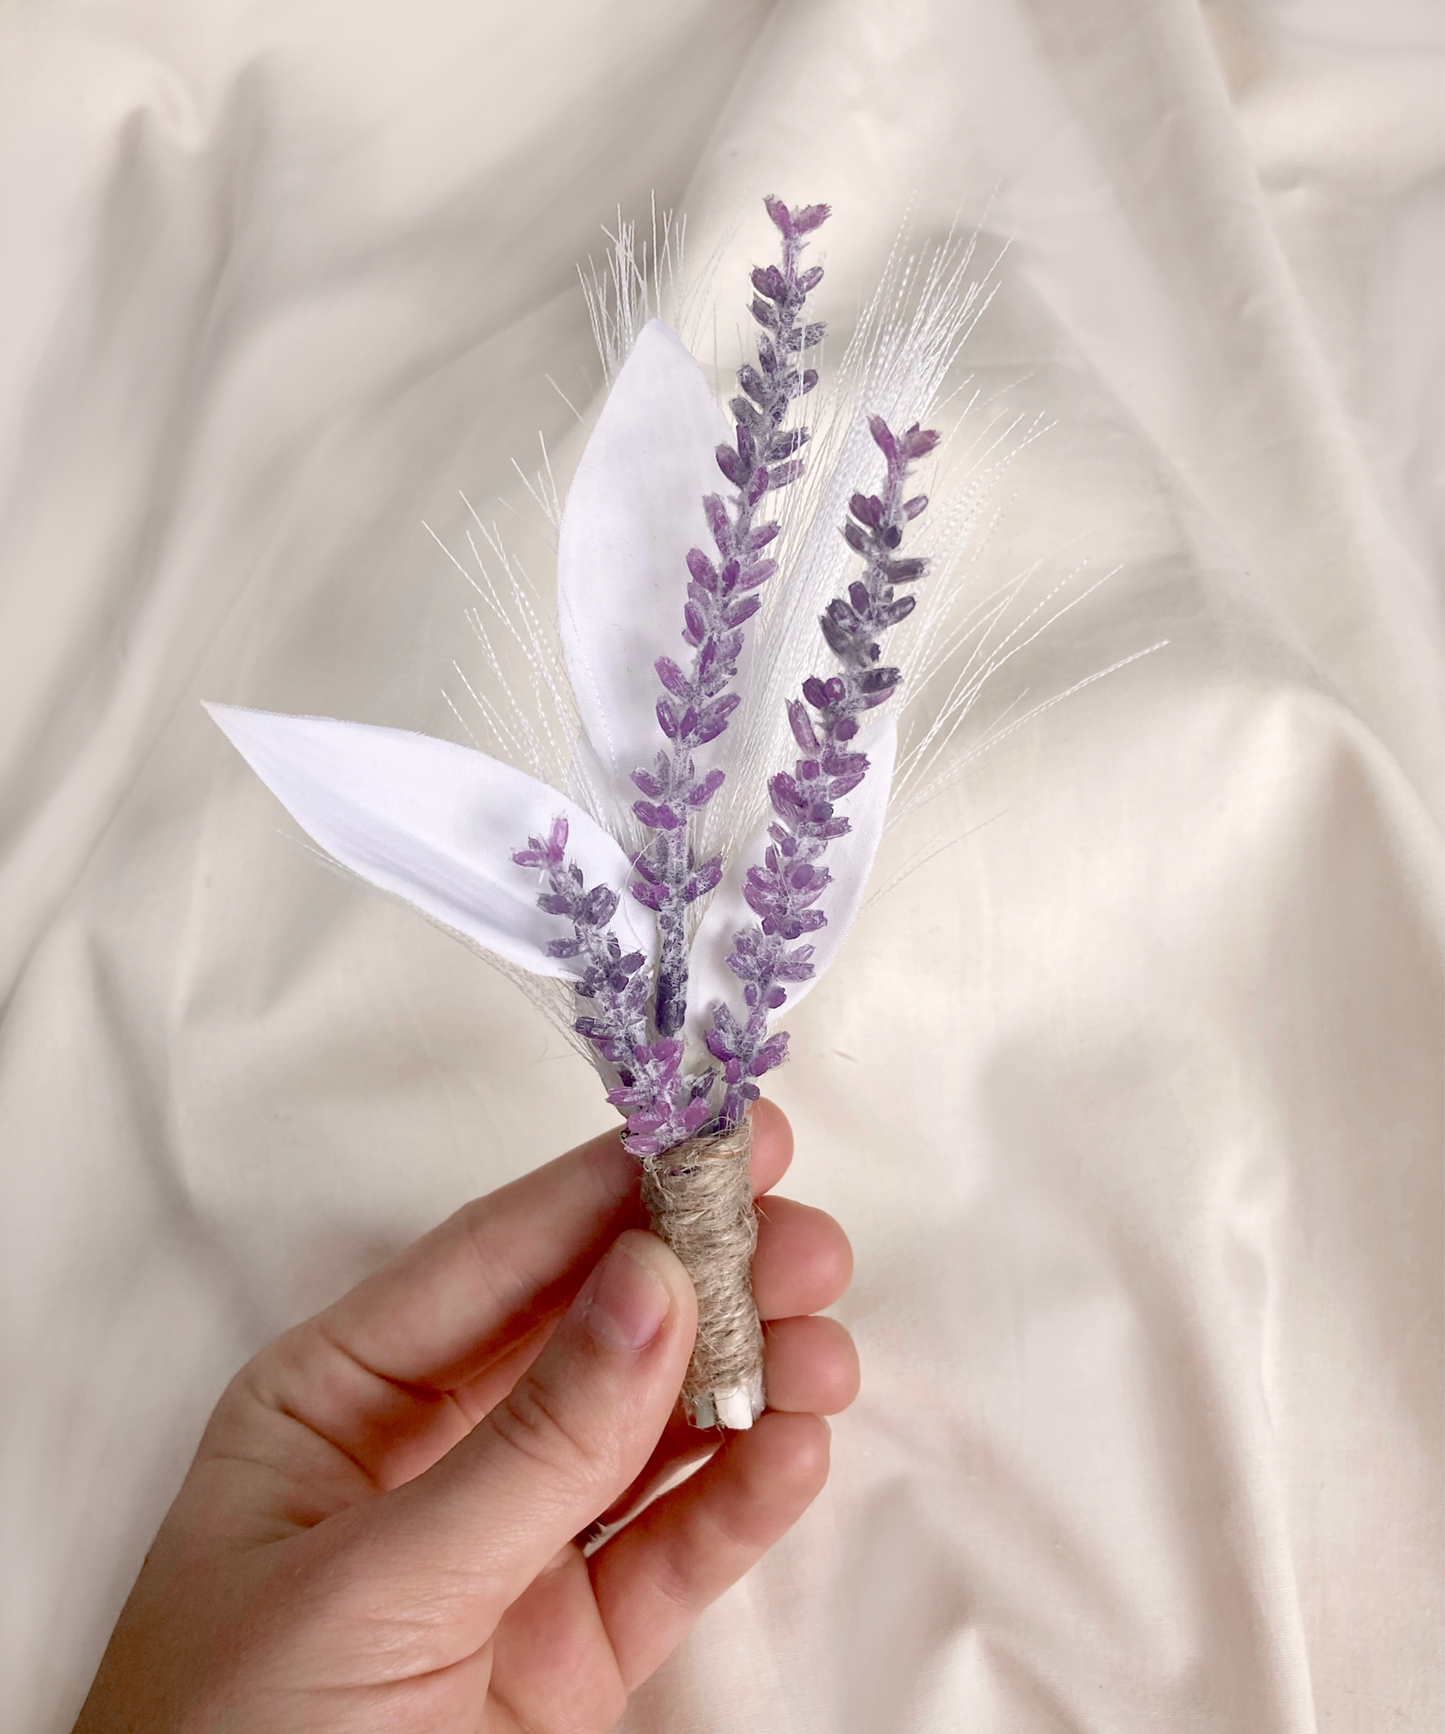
{"left": 487, "top": 1375, "right": 600, "bottom": 1488}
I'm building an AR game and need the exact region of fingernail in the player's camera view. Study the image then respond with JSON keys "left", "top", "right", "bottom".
{"left": 586, "top": 1234, "right": 672, "bottom": 1353}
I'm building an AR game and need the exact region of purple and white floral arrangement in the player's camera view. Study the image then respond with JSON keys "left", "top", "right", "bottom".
{"left": 207, "top": 198, "right": 1086, "bottom": 1430}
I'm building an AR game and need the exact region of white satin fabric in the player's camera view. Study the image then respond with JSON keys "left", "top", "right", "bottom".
{"left": 1, "top": 3, "right": 1440, "bottom": 1730}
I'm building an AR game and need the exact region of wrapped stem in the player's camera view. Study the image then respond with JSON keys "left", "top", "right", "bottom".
{"left": 639, "top": 1119, "right": 764, "bottom": 1430}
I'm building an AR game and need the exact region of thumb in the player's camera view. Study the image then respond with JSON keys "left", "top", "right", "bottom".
{"left": 323, "top": 1229, "right": 697, "bottom": 1637}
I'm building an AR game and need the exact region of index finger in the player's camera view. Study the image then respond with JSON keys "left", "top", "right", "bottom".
{"left": 301, "top": 1098, "right": 793, "bottom": 1395}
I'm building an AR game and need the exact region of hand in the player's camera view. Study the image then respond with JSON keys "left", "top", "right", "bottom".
{"left": 74, "top": 1102, "right": 857, "bottom": 1732}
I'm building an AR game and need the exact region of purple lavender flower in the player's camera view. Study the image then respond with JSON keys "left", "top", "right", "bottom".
{"left": 707, "top": 414, "right": 940, "bottom": 1124}
{"left": 630, "top": 196, "right": 831, "bottom": 1040}
{"left": 517, "top": 205, "right": 941, "bottom": 1158}
{"left": 512, "top": 815, "right": 712, "bottom": 1156}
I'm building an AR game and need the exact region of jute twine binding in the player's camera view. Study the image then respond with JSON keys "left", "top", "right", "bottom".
{"left": 640, "top": 1119, "right": 763, "bottom": 1423}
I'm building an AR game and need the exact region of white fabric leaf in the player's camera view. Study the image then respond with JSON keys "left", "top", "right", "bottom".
{"left": 557, "top": 318, "right": 730, "bottom": 825}
{"left": 684, "top": 715, "right": 898, "bottom": 1050}
{"left": 204, "top": 704, "right": 654, "bottom": 976}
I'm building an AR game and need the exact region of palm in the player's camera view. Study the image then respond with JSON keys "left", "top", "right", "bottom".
{"left": 76, "top": 1106, "right": 855, "bottom": 1734}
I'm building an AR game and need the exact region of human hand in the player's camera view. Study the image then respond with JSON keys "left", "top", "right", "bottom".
{"left": 74, "top": 1102, "right": 857, "bottom": 1732}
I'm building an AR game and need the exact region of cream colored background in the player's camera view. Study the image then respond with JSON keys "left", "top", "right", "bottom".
{"left": 1, "top": 2, "right": 1441, "bottom": 1729}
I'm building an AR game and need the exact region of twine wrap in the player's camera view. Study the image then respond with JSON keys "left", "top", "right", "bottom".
{"left": 640, "top": 1120, "right": 765, "bottom": 1430}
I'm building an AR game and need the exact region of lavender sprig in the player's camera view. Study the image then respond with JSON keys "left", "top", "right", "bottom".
{"left": 512, "top": 817, "right": 711, "bottom": 1156}
{"left": 707, "top": 415, "right": 940, "bottom": 1124}
{"left": 630, "top": 196, "right": 831, "bottom": 1039}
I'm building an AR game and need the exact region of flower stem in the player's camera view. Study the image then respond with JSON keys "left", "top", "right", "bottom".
{"left": 630, "top": 196, "right": 832, "bottom": 1040}
{"left": 709, "top": 415, "right": 940, "bottom": 1125}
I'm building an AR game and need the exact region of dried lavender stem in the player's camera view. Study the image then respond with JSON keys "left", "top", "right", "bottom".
{"left": 710, "top": 415, "right": 940, "bottom": 1124}
{"left": 630, "top": 197, "right": 830, "bottom": 1041}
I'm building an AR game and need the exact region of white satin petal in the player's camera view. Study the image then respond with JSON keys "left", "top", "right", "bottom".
{"left": 557, "top": 318, "right": 731, "bottom": 819}
{"left": 204, "top": 704, "right": 654, "bottom": 976}
{"left": 684, "top": 715, "right": 898, "bottom": 1049}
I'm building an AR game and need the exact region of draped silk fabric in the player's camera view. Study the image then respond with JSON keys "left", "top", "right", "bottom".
{"left": 1, "top": 3, "right": 1440, "bottom": 1729}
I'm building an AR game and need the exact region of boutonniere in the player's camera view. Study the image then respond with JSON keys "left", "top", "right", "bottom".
{"left": 210, "top": 198, "right": 971, "bottom": 1430}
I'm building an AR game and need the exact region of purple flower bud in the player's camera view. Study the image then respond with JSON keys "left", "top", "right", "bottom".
{"left": 582, "top": 884, "right": 619, "bottom": 925}
{"left": 748, "top": 1032, "right": 790, "bottom": 1075}
{"left": 681, "top": 1098, "right": 713, "bottom": 1134}
{"left": 738, "top": 363, "right": 768, "bottom": 404}
{"left": 742, "top": 875, "right": 774, "bottom": 919}
{"left": 767, "top": 773, "right": 804, "bottom": 824}
{"left": 695, "top": 692, "right": 740, "bottom": 741}
{"left": 775, "top": 949, "right": 816, "bottom": 982}
{"left": 788, "top": 699, "right": 819, "bottom": 751}
{"left": 655, "top": 655, "right": 691, "bottom": 699}
{"left": 767, "top": 427, "right": 809, "bottom": 460}
{"left": 686, "top": 547, "right": 719, "bottom": 588}
{"left": 900, "top": 424, "right": 940, "bottom": 460}
{"left": 703, "top": 494, "right": 730, "bottom": 552}
{"left": 684, "top": 854, "right": 724, "bottom": 900}
{"left": 687, "top": 767, "right": 726, "bottom": 808}
{"left": 762, "top": 192, "right": 793, "bottom": 234}
{"left": 867, "top": 413, "right": 898, "bottom": 463}
{"left": 786, "top": 862, "right": 827, "bottom": 894}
